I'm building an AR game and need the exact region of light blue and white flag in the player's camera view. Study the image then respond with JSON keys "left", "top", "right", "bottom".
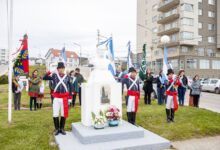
{"left": 127, "top": 41, "right": 133, "bottom": 69}
{"left": 162, "top": 46, "right": 168, "bottom": 76}
{"left": 61, "top": 47, "right": 67, "bottom": 62}
{"left": 98, "top": 37, "right": 116, "bottom": 75}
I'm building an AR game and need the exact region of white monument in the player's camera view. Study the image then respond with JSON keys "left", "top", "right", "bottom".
{"left": 54, "top": 49, "right": 171, "bottom": 150}
{"left": 81, "top": 50, "right": 122, "bottom": 126}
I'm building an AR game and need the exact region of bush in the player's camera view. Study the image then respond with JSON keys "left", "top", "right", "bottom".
{"left": 0, "top": 75, "right": 8, "bottom": 84}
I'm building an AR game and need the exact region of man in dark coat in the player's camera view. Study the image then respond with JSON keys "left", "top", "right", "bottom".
{"left": 143, "top": 69, "right": 153, "bottom": 105}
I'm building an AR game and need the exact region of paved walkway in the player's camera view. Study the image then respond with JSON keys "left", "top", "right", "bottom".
{"left": 172, "top": 136, "right": 220, "bottom": 150}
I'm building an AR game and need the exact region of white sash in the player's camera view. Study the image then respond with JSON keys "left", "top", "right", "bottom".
{"left": 54, "top": 73, "right": 68, "bottom": 92}
{"left": 128, "top": 77, "right": 138, "bottom": 90}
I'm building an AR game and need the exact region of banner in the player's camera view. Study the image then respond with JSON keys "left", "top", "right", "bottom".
{"left": 139, "top": 44, "right": 147, "bottom": 81}
{"left": 13, "top": 34, "right": 29, "bottom": 75}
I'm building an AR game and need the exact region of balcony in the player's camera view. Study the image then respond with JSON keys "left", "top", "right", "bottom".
{"left": 158, "top": 0, "right": 180, "bottom": 12}
{"left": 157, "top": 9, "right": 180, "bottom": 24}
{"left": 157, "top": 22, "right": 180, "bottom": 36}
{"left": 157, "top": 41, "right": 180, "bottom": 48}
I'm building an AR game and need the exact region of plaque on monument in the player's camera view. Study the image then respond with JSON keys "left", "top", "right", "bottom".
{"left": 100, "top": 85, "right": 110, "bottom": 104}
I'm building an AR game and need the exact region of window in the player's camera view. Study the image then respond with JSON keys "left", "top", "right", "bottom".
{"left": 181, "top": 3, "right": 193, "bottom": 12}
{"left": 198, "top": 35, "right": 202, "bottom": 42}
{"left": 181, "top": 32, "right": 193, "bottom": 40}
{"left": 212, "top": 60, "right": 220, "bottom": 69}
{"left": 152, "top": 15, "right": 157, "bottom": 22}
{"left": 145, "top": 9, "right": 148, "bottom": 15}
{"left": 168, "top": 59, "right": 179, "bottom": 70}
{"left": 145, "top": 20, "right": 148, "bottom": 26}
{"left": 168, "top": 47, "right": 177, "bottom": 53}
{"left": 152, "top": 4, "right": 158, "bottom": 11}
{"left": 170, "top": 34, "right": 178, "bottom": 42}
{"left": 152, "top": 39, "right": 158, "bottom": 44}
{"left": 187, "top": 59, "right": 197, "bottom": 69}
{"left": 198, "top": 22, "right": 202, "bottom": 29}
{"left": 208, "top": 11, "right": 215, "bottom": 18}
{"left": 208, "top": 24, "right": 216, "bottom": 30}
{"left": 208, "top": 0, "right": 215, "bottom": 5}
{"left": 181, "top": 18, "right": 194, "bottom": 26}
{"left": 181, "top": 46, "right": 189, "bottom": 53}
{"left": 200, "top": 60, "right": 210, "bottom": 69}
{"left": 210, "top": 80, "right": 218, "bottom": 84}
{"left": 198, "top": 9, "right": 203, "bottom": 15}
{"left": 197, "top": 48, "right": 204, "bottom": 56}
{"left": 152, "top": 27, "right": 158, "bottom": 33}
{"left": 207, "top": 49, "right": 216, "bottom": 57}
{"left": 208, "top": 37, "right": 216, "bottom": 43}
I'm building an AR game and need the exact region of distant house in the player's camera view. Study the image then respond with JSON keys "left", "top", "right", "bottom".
{"left": 45, "top": 48, "right": 79, "bottom": 71}
{"left": 29, "top": 57, "right": 46, "bottom": 66}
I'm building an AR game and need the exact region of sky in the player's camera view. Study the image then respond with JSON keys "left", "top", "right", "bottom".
{"left": 0, "top": 0, "right": 136, "bottom": 58}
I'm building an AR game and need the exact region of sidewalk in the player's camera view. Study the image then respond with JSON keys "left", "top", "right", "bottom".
{"left": 171, "top": 136, "right": 220, "bottom": 150}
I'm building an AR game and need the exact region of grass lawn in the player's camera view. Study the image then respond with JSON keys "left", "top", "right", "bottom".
{"left": 1, "top": 84, "right": 220, "bottom": 150}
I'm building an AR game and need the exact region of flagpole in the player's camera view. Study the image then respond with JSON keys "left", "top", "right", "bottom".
{"left": 7, "top": 0, "right": 13, "bottom": 124}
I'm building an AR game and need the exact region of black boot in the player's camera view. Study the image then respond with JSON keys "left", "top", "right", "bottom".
{"left": 127, "top": 112, "right": 132, "bottom": 124}
{"left": 53, "top": 117, "right": 59, "bottom": 136}
{"left": 60, "top": 117, "right": 66, "bottom": 135}
{"left": 40, "top": 103, "right": 42, "bottom": 109}
{"left": 166, "top": 109, "right": 171, "bottom": 123}
{"left": 131, "top": 112, "right": 136, "bottom": 125}
{"left": 171, "top": 109, "right": 175, "bottom": 122}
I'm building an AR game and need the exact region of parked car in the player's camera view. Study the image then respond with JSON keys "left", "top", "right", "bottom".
{"left": 201, "top": 78, "right": 220, "bottom": 94}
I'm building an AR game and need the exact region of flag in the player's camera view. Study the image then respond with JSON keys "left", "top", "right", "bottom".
{"left": 139, "top": 44, "right": 147, "bottom": 81}
{"left": 162, "top": 46, "right": 168, "bottom": 76}
{"left": 127, "top": 41, "right": 133, "bottom": 69}
{"left": 106, "top": 37, "right": 116, "bottom": 75}
{"left": 61, "top": 47, "right": 67, "bottom": 62}
{"left": 13, "top": 34, "right": 29, "bottom": 75}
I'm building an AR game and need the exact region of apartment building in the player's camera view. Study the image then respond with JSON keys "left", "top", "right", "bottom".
{"left": 137, "top": 0, "right": 220, "bottom": 78}
{"left": 0, "top": 49, "right": 8, "bottom": 64}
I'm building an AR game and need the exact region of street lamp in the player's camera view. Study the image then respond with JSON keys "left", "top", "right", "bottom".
{"left": 161, "top": 35, "right": 170, "bottom": 44}
{"left": 73, "top": 42, "right": 82, "bottom": 66}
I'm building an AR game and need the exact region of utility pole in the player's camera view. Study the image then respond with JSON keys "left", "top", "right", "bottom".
{"left": 7, "top": 0, "right": 13, "bottom": 124}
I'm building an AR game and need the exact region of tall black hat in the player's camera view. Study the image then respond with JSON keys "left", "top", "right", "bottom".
{"left": 167, "top": 68, "right": 174, "bottom": 75}
{"left": 57, "top": 62, "right": 65, "bottom": 69}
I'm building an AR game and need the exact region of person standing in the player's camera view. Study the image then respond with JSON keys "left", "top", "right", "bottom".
{"left": 28, "top": 70, "right": 41, "bottom": 111}
{"left": 69, "top": 70, "right": 79, "bottom": 107}
{"left": 12, "top": 75, "right": 24, "bottom": 110}
{"left": 122, "top": 67, "right": 140, "bottom": 125}
{"left": 73, "top": 68, "right": 85, "bottom": 106}
{"left": 191, "top": 75, "right": 202, "bottom": 107}
{"left": 143, "top": 69, "right": 153, "bottom": 105}
{"left": 178, "top": 70, "right": 188, "bottom": 106}
{"left": 43, "top": 62, "right": 72, "bottom": 135}
{"left": 37, "top": 80, "right": 44, "bottom": 109}
{"left": 156, "top": 70, "right": 166, "bottom": 105}
{"left": 165, "top": 69, "right": 180, "bottom": 123}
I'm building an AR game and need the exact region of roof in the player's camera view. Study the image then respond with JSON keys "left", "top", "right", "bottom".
{"left": 46, "top": 48, "right": 78, "bottom": 58}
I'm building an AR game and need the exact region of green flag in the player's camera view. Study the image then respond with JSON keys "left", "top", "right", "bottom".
{"left": 139, "top": 44, "right": 147, "bottom": 81}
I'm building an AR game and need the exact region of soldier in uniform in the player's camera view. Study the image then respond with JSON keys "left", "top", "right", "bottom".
{"left": 165, "top": 69, "right": 180, "bottom": 123}
{"left": 43, "top": 62, "right": 72, "bottom": 135}
{"left": 122, "top": 67, "right": 140, "bottom": 125}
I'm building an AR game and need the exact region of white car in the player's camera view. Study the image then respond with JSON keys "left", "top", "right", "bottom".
{"left": 201, "top": 78, "right": 220, "bottom": 94}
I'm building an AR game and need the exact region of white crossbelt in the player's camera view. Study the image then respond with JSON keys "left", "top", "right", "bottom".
{"left": 54, "top": 73, "right": 68, "bottom": 92}
{"left": 128, "top": 77, "right": 138, "bottom": 90}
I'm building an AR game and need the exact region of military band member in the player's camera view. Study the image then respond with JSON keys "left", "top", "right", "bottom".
{"left": 43, "top": 62, "right": 72, "bottom": 135}
{"left": 122, "top": 67, "right": 140, "bottom": 125}
{"left": 165, "top": 69, "right": 180, "bottom": 123}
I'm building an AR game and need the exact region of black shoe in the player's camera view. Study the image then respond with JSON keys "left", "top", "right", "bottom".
{"left": 59, "top": 117, "right": 66, "bottom": 135}
{"left": 171, "top": 109, "right": 175, "bottom": 122}
{"left": 53, "top": 117, "right": 59, "bottom": 136}
{"left": 166, "top": 109, "right": 171, "bottom": 123}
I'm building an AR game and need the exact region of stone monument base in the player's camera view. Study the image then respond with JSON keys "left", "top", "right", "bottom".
{"left": 55, "top": 121, "right": 170, "bottom": 150}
